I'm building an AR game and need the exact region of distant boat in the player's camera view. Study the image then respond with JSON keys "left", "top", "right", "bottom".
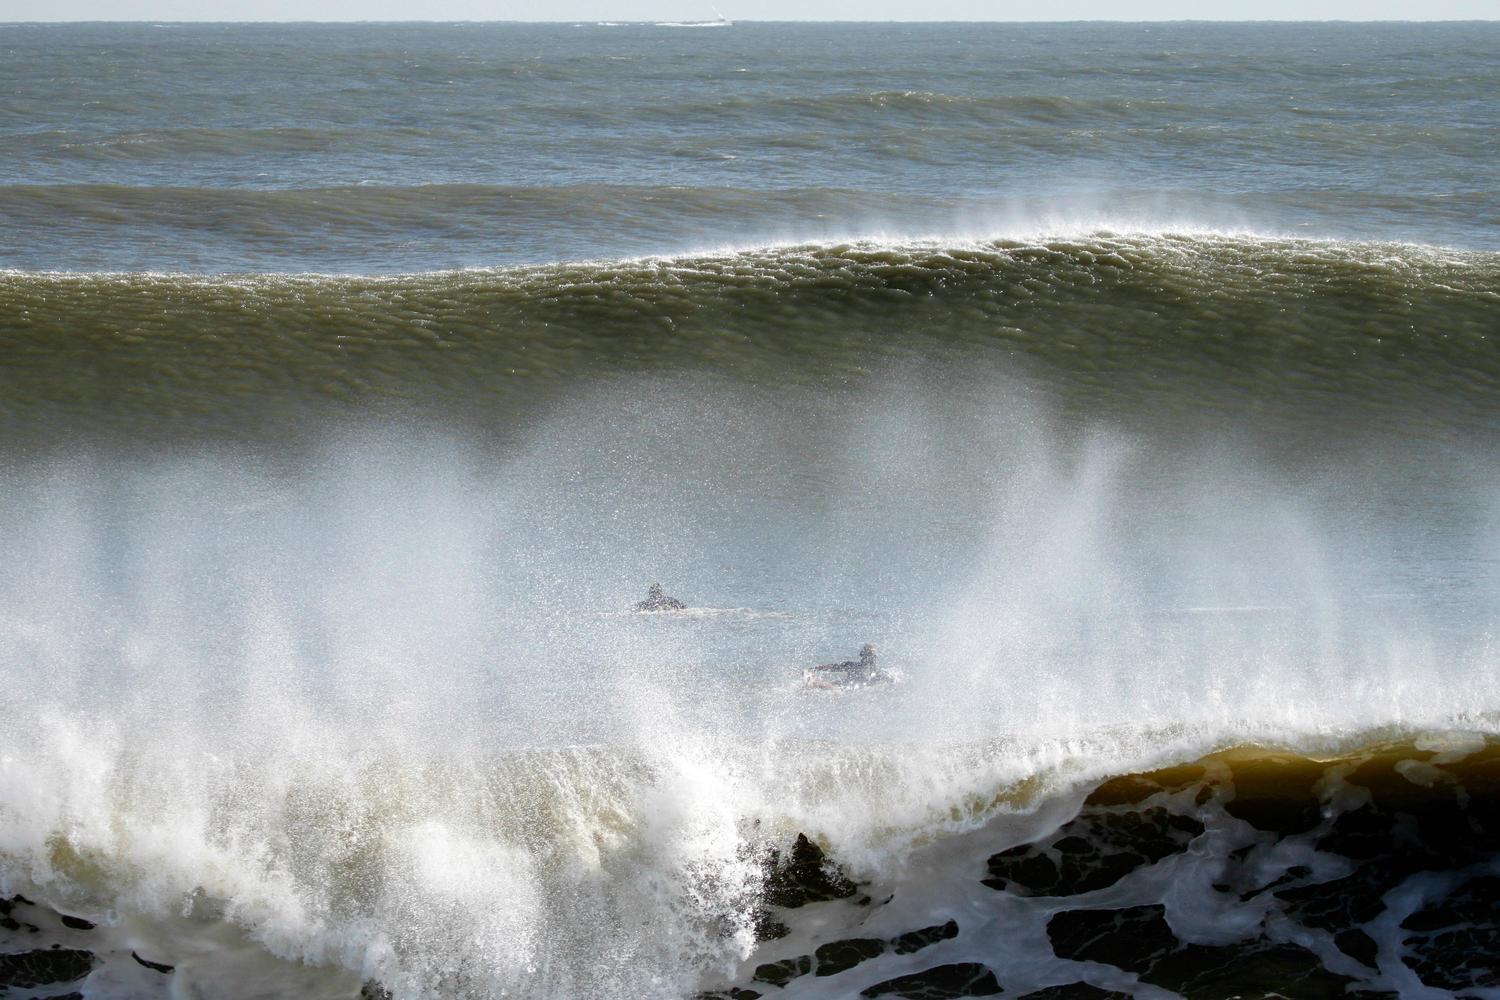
{"left": 656, "top": 8, "right": 732, "bottom": 26}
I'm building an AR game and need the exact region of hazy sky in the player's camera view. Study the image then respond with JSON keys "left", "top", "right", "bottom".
{"left": 6, "top": 0, "right": 1497, "bottom": 20}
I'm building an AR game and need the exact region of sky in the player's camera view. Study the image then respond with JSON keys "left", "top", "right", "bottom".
{"left": 4, "top": 0, "right": 1497, "bottom": 19}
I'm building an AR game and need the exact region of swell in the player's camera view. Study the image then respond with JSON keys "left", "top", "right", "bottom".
{"left": 601, "top": 90, "right": 1194, "bottom": 128}
{"left": 1, "top": 233, "right": 1496, "bottom": 444}
{"left": 6, "top": 183, "right": 1496, "bottom": 273}
{"left": 0, "top": 93, "right": 1196, "bottom": 155}
{"left": 0, "top": 181, "right": 915, "bottom": 226}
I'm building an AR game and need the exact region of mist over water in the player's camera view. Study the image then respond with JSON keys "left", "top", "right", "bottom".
{"left": 7, "top": 381, "right": 1496, "bottom": 801}
{"left": 7, "top": 368, "right": 1496, "bottom": 741}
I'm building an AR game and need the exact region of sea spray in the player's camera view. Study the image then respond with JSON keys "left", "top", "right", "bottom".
{"left": 4, "top": 359, "right": 1498, "bottom": 995}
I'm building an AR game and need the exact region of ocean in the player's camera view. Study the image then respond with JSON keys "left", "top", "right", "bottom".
{"left": 1, "top": 19, "right": 1499, "bottom": 1000}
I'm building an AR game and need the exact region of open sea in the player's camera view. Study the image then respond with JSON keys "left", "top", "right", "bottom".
{"left": 2, "top": 19, "right": 1500, "bottom": 1000}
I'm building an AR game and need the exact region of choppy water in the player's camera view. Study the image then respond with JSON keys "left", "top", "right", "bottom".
{"left": 2, "top": 20, "right": 1499, "bottom": 1000}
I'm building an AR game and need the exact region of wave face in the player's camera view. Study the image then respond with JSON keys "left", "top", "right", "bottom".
{"left": 4, "top": 234, "right": 1497, "bottom": 443}
{"left": 5, "top": 20, "right": 1500, "bottom": 1000}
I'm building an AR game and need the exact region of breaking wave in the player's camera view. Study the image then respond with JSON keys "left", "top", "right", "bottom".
{"left": 4, "top": 230, "right": 1499, "bottom": 999}
{"left": 9, "top": 730, "right": 1500, "bottom": 998}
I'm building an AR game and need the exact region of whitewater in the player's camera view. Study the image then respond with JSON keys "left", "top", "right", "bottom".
{"left": 3, "top": 19, "right": 1500, "bottom": 1000}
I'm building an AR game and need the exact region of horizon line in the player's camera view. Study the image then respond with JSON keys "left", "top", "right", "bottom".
{"left": 6, "top": 16, "right": 1499, "bottom": 23}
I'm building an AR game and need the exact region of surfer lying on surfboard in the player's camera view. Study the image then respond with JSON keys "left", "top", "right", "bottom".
{"left": 803, "top": 643, "right": 892, "bottom": 689}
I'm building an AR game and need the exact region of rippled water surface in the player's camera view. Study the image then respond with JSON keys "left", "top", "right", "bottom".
{"left": 2, "top": 21, "right": 1498, "bottom": 269}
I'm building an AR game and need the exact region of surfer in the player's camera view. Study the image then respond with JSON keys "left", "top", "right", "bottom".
{"left": 804, "top": 643, "right": 887, "bottom": 688}
{"left": 635, "top": 583, "right": 687, "bottom": 612}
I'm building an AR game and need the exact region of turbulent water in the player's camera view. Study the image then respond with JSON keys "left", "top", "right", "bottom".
{"left": 2, "top": 19, "right": 1500, "bottom": 1000}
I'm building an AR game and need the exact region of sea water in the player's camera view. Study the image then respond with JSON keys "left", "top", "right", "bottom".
{"left": 2, "top": 20, "right": 1499, "bottom": 1000}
